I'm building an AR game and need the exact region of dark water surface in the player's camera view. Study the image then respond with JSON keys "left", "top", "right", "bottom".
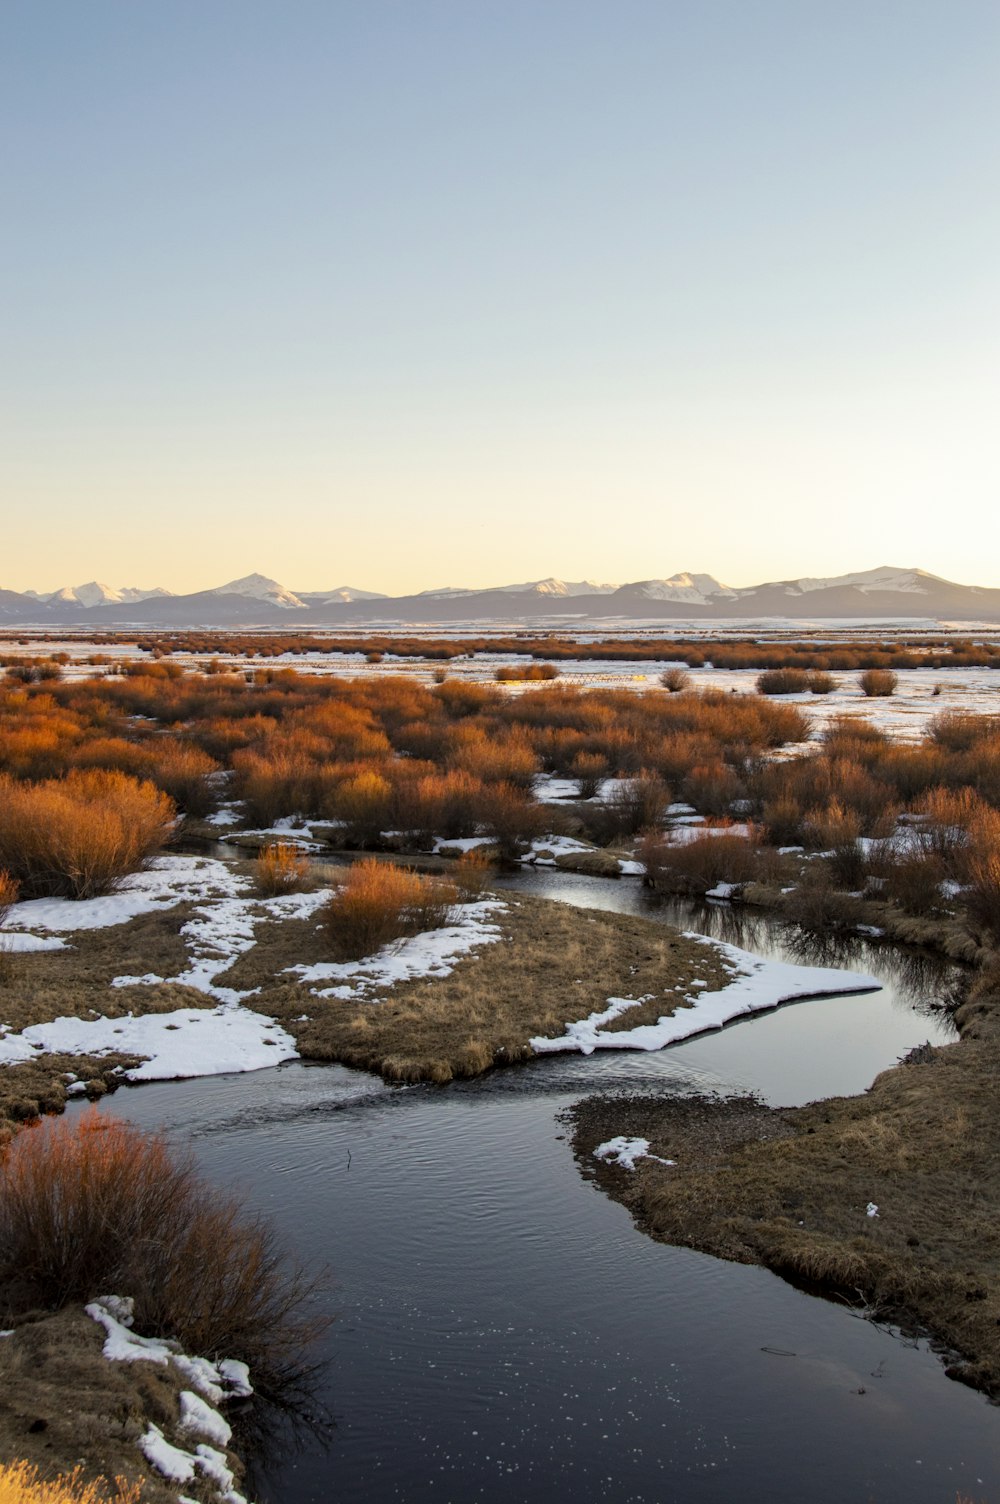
{"left": 82, "top": 877, "right": 998, "bottom": 1503}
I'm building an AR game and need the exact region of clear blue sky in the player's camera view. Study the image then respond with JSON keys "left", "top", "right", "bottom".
{"left": 2, "top": 1, "right": 998, "bottom": 592}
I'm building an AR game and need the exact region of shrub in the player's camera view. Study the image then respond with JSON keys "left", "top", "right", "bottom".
{"left": 476, "top": 781, "right": 544, "bottom": 857}
{"left": 880, "top": 850, "right": 946, "bottom": 916}
{"left": 604, "top": 772, "right": 671, "bottom": 836}
{"left": 783, "top": 871, "right": 865, "bottom": 933}
{"left": 858, "top": 669, "right": 898, "bottom": 697}
{"left": 756, "top": 668, "right": 812, "bottom": 695}
{"left": 965, "top": 850, "right": 1000, "bottom": 945}
{"left": 807, "top": 672, "right": 836, "bottom": 694}
{"left": 256, "top": 840, "right": 311, "bottom": 896}
{"left": 640, "top": 831, "right": 769, "bottom": 896}
{"left": 570, "top": 751, "right": 607, "bottom": 799}
{"left": 0, "top": 770, "right": 174, "bottom": 900}
{"left": 495, "top": 662, "right": 560, "bottom": 681}
{"left": 0, "top": 870, "right": 17, "bottom": 928}
{"left": 324, "top": 859, "right": 456, "bottom": 959}
{"left": 0, "top": 1462, "right": 141, "bottom": 1504}
{"left": 451, "top": 848, "right": 493, "bottom": 897}
{"left": 660, "top": 668, "right": 690, "bottom": 693}
{"left": 0, "top": 1112, "right": 323, "bottom": 1387}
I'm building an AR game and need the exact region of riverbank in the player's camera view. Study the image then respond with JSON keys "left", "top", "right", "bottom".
{"left": 571, "top": 958, "right": 1000, "bottom": 1397}
{"left": 0, "top": 1302, "right": 252, "bottom": 1503}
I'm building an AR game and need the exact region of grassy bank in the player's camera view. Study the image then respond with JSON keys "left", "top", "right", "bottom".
{"left": 571, "top": 960, "right": 1000, "bottom": 1397}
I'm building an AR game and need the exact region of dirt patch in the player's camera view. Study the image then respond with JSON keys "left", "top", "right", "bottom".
{"left": 0, "top": 1053, "right": 136, "bottom": 1136}
{"left": 216, "top": 892, "right": 737, "bottom": 1083}
{"left": 570, "top": 968, "right": 1000, "bottom": 1397}
{"left": 0, "top": 1306, "right": 247, "bottom": 1502}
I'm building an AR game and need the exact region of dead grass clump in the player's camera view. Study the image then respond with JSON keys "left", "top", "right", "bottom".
{"left": 0, "top": 771, "right": 174, "bottom": 900}
{"left": 756, "top": 668, "right": 812, "bottom": 695}
{"left": 0, "top": 1462, "right": 141, "bottom": 1504}
{"left": 324, "top": 858, "right": 456, "bottom": 960}
{"left": 0, "top": 1112, "right": 323, "bottom": 1387}
{"left": 859, "top": 668, "right": 898, "bottom": 697}
{"left": 256, "top": 840, "right": 312, "bottom": 896}
{"left": 660, "top": 668, "right": 690, "bottom": 693}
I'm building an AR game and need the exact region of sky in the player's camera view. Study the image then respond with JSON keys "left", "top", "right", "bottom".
{"left": 2, "top": 1, "right": 998, "bottom": 594}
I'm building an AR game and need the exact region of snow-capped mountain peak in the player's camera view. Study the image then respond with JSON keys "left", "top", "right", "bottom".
{"left": 25, "top": 581, "right": 173, "bottom": 607}
{"left": 212, "top": 574, "right": 307, "bottom": 609}
{"left": 774, "top": 566, "right": 948, "bottom": 597}
{"left": 626, "top": 573, "right": 736, "bottom": 603}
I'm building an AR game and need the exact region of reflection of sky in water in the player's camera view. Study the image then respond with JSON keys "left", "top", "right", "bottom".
{"left": 495, "top": 869, "right": 959, "bottom": 1106}
{"left": 78, "top": 1066, "right": 1000, "bottom": 1504}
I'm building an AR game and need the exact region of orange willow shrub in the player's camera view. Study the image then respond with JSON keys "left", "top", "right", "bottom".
{"left": 0, "top": 770, "right": 174, "bottom": 899}
{"left": 255, "top": 841, "right": 311, "bottom": 896}
{"left": 324, "top": 859, "right": 457, "bottom": 959}
{"left": 0, "top": 870, "right": 17, "bottom": 926}
{"left": 0, "top": 1112, "right": 323, "bottom": 1383}
{"left": 0, "top": 1462, "right": 142, "bottom": 1504}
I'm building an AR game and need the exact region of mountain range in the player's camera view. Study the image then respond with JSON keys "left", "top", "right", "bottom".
{"left": 3, "top": 567, "right": 1000, "bottom": 626}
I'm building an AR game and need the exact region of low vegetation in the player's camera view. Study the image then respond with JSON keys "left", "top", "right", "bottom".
{"left": 323, "top": 859, "right": 458, "bottom": 959}
{"left": 0, "top": 1462, "right": 141, "bottom": 1504}
{"left": 0, "top": 771, "right": 173, "bottom": 900}
{"left": 0, "top": 1111, "right": 324, "bottom": 1388}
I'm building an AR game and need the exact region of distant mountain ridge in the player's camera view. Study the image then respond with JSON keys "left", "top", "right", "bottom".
{"left": 3, "top": 566, "right": 1000, "bottom": 625}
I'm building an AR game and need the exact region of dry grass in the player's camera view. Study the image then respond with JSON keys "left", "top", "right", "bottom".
{"left": 0, "top": 1462, "right": 142, "bottom": 1504}
{"left": 858, "top": 668, "right": 898, "bottom": 697}
{"left": 0, "top": 771, "right": 173, "bottom": 900}
{"left": 572, "top": 1019, "right": 1000, "bottom": 1396}
{"left": 0, "top": 1112, "right": 324, "bottom": 1388}
{"left": 255, "top": 840, "right": 312, "bottom": 896}
{"left": 323, "top": 858, "right": 457, "bottom": 960}
{"left": 246, "top": 893, "right": 734, "bottom": 1083}
{"left": 0, "top": 1306, "right": 231, "bottom": 1504}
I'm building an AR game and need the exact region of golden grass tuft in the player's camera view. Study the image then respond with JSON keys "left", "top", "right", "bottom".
{"left": 0, "top": 1462, "right": 141, "bottom": 1504}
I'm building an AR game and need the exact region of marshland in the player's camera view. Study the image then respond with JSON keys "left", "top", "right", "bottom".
{"left": 1, "top": 632, "right": 999, "bottom": 1501}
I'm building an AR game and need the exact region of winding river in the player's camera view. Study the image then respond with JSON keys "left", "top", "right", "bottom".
{"left": 78, "top": 873, "right": 1000, "bottom": 1502}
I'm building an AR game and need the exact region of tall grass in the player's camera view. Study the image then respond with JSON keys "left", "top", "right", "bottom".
{"left": 0, "top": 1112, "right": 324, "bottom": 1386}
{"left": 0, "top": 1463, "right": 141, "bottom": 1504}
{"left": 324, "top": 859, "right": 457, "bottom": 959}
{"left": 0, "top": 771, "right": 174, "bottom": 899}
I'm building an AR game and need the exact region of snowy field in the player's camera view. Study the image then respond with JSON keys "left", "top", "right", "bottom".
{"left": 9, "top": 629, "right": 998, "bottom": 741}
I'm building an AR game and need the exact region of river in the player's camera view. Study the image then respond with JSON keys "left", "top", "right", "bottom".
{"left": 77, "top": 872, "right": 999, "bottom": 1502}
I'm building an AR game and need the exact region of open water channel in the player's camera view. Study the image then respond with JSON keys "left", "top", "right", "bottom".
{"left": 78, "top": 872, "right": 1000, "bottom": 1502}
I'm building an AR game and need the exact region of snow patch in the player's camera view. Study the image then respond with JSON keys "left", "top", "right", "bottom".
{"left": 531, "top": 936, "right": 879, "bottom": 1055}
{"left": 290, "top": 900, "right": 504, "bottom": 999}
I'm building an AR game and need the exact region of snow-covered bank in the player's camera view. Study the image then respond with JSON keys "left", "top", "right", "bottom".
{"left": 531, "top": 935, "right": 879, "bottom": 1055}
{"left": 290, "top": 899, "right": 505, "bottom": 999}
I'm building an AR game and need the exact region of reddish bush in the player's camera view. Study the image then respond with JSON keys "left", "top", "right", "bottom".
{"left": 0, "top": 770, "right": 174, "bottom": 900}
{"left": 0, "top": 1112, "right": 322, "bottom": 1382}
